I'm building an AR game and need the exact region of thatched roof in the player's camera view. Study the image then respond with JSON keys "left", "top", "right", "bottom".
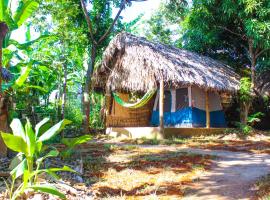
{"left": 256, "top": 70, "right": 270, "bottom": 96}
{"left": 95, "top": 32, "right": 240, "bottom": 93}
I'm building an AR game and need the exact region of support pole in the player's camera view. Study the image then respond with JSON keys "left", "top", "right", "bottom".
{"left": 159, "top": 79, "right": 164, "bottom": 134}
{"left": 205, "top": 90, "right": 210, "bottom": 128}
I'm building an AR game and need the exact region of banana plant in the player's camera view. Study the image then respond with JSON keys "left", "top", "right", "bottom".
{"left": 0, "top": 118, "right": 74, "bottom": 200}
{"left": 60, "top": 135, "right": 92, "bottom": 159}
{"left": 0, "top": 0, "right": 39, "bottom": 93}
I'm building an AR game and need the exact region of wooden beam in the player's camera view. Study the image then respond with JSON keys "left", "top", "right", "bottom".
{"left": 159, "top": 79, "right": 164, "bottom": 134}
{"left": 205, "top": 90, "right": 210, "bottom": 128}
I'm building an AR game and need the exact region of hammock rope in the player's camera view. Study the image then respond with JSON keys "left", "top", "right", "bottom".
{"left": 112, "top": 90, "right": 156, "bottom": 109}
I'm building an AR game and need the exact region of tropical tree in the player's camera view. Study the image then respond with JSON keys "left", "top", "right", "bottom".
{"left": 30, "top": 0, "right": 88, "bottom": 128}
{"left": 141, "top": 1, "right": 187, "bottom": 46}
{"left": 182, "top": 0, "right": 270, "bottom": 124}
{"left": 80, "top": 0, "right": 147, "bottom": 133}
{"left": 0, "top": 0, "right": 39, "bottom": 93}
{"left": 0, "top": 1, "right": 39, "bottom": 153}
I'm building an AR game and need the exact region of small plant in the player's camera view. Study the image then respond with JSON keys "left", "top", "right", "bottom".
{"left": 60, "top": 135, "right": 92, "bottom": 159}
{"left": 234, "top": 122, "right": 252, "bottom": 136}
{"left": 234, "top": 112, "right": 264, "bottom": 136}
{"left": 1, "top": 118, "right": 74, "bottom": 200}
{"left": 247, "top": 112, "right": 265, "bottom": 126}
{"left": 239, "top": 77, "right": 252, "bottom": 124}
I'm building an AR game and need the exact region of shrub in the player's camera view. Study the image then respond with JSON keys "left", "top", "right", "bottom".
{"left": 1, "top": 118, "right": 75, "bottom": 200}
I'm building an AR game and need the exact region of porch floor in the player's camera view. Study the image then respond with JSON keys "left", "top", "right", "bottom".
{"left": 106, "top": 127, "right": 227, "bottom": 139}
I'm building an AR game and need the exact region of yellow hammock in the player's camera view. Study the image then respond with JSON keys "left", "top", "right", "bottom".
{"left": 112, "top": 90, "right": 156, "bottom": 109}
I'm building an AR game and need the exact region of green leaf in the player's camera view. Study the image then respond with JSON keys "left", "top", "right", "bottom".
{"left": 36, "top": 150, "right": 59, "bottom": 165}
{"left": 1, "top": 132, "right": 28, "bottom": 154}
{"left": 32, "top": 165, "right": 76, "bottom": 179}
{"left": 47, "top": 166, "right": 76, "bottom": 173}
{"left": 35, "top": 118, "right": 50, "bottom": 137}
{"left": 24, "top": 85, "right": 48, "bottom": 93}
{"left": 0, "top": 0, "right": 9, "bottom": 21}
{"left": 36, "top": 141, "right": 43, "bottom": 153}
{"left": 10, "top": 159, "right": 27, "bottom": 180}
{"left": 8, "top": 34, "right": 56, "bottom": 50}
{"left": 23, "top": 169, "right": 30, "bottom": 187}
{"left": 37, "top": 119, "right": 72, "bottom": 142}
{"left": 26, "top": 23, "right": 31, "bottom": 41}
{"left": 13, "top": 1, "right": 39, "bottom": 27}
{"left": 9, "top": 152, "right": 23, "bottom": 170}
{"left": 14, "top": 65, "right": 31, "bottom": 87}
{"left": 10, "top": 118, "right": 26, "bottom": 141}
{"left": 61, "top": 135, "right": 92, "bottom": 149}
{"left": 25, "top": 118, "right": 36, "bottom": 156}
{"left": 29, "top": 185, "right": 66, "bottom": 199}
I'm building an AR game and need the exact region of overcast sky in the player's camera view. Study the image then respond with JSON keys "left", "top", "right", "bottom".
{"left": 11, "top": 0, "right": 162, "bottom": 43}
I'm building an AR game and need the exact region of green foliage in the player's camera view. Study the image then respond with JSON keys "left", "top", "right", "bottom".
{"left": 90, "top": 93, "right": 105, "bottom": 129}
{"left": 60, "top": 135, "right": 92, "bottom": 159}
{"left": 239, "top": 77, "right": 252, "bottom": 103}
{"left": 248, "top": 112, "right": 265, "bottom": 125}
{"left": 234, "top": 112, "right": 264, "bottom": 135}
{"left": 162, "top": 0, "right": 270, "bottom": 74}
{"left": 65, "top": 97, "right": 83, "bottom": 127}
{"left": 141, "top": 2, "right": 187, "bottom": 46}
{"left": 0, "top": 0, "right": 39, "bottom": 32}
{"left": 0, "top": 118, "right": 73, "bottom": 200}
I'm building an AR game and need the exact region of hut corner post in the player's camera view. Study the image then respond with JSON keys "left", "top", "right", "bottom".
{"left": 159, "top": 78, "right": 164, "bottom": 136}
{"left": 205, "top": 90, "right": 210, "bottom": 128}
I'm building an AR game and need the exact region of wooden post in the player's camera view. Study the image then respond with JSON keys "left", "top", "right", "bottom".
{"left": 159, "top": 79, "right": 164, "bottom": 134}
{"left": 205, "top": 90, "right": 210, "bottom": 128}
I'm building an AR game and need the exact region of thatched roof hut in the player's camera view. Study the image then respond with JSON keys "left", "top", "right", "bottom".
{"left": 95, "top": 32, "right": 240, "bottom": 93}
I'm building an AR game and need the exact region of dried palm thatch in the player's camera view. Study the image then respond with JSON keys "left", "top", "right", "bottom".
{"left": 256, "top": 70, "right": 270, "bottom": 96}
{"left": 94, "top": 32, "right": 240, "bottom": 93}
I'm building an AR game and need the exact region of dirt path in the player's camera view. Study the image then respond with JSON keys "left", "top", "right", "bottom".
{"left": 114, "top": 144, "right": 270, "bottom": 200}
{"left": 178, "top": 148, "right": 270, "bottom": 200}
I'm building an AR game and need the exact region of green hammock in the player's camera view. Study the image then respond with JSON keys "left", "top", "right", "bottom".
{"left": 112, "top": 90, "right": 156, "bottom": 109}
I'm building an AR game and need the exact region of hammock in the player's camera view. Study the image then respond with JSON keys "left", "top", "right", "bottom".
{"left": 112, "top": 90, "right": 156, "bottom": 109}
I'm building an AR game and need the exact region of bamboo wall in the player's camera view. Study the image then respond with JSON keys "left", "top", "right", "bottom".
{"left": 106, "top": 92, "right": 155, "bottom": 127}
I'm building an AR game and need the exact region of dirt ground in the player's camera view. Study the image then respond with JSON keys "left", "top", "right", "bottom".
{"left": 82, "top": 143, "right": 213, "bottom": 199}
{"left": 0, "top": 133, "right": 269, "bottom": 200}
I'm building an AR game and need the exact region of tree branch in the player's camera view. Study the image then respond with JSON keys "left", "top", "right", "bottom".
{"left": 217, "top": 26, "right": 246, "bottom": 40}
{"left": 97, "top": 0, "right": 126, "bottom": 44}
{"left": 255, "top": 48, "right": 270, "bottom": 59}
{"left": 80, "top": 0, "right": 95, "bottom": 43}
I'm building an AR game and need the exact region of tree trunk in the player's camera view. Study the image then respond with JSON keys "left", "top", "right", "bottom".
{"left": 239, "top": 39, "right": 256, "bottom": 126}
{"left": 61, "top": 63, "right": 67, "bottom": 120}
{"left": 82, "top": 45, "right": 96, "bottom": 134}
{"left": 56, "top": 73, "right": 62, "bottom": 122}
{"left": 248, "top": 39, "right": 257, "bottom": 87}
{"left": 61, "top": 63, "right": 68, "bottom": 137}
{"left": 0, "top": 22, "right": 9, "bottom": 156}
{"left": 240, "top": 102, "right": 250, "bottom": 125}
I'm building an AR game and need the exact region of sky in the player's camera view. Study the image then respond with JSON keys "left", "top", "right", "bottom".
{"left": 118, "top": 0, "right": 162, "bottom": 22}
{"left": 11, "top": 0, "right": 162, "bottom": 43}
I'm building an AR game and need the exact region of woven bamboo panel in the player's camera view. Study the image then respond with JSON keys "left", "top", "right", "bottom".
{"left": 106, "top": 92, "right": 156, "bottom": 127}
